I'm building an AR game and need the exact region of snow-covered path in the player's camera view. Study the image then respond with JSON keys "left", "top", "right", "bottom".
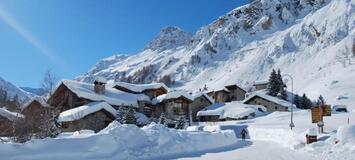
{"left": 177, "top": 140, "right": 317, "bottom": 160}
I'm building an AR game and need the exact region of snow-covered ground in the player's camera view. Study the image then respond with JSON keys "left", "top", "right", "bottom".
{"left": 1, "top": 108, "right": 354, "bottom": 160}
{"left": 0, "top": 122, "right": 237, "bottom": 160}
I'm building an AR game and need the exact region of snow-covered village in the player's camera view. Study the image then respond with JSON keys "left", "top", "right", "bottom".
{"left": 0, "top": 0, "right": 354, "bottom": 159}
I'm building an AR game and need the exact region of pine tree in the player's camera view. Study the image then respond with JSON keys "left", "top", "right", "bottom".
{"left": 294, "top": 94, "right": 300, "bottom": 108}
{"left": 116, "top": 106, "right": 127, "bottom": 123}
{"left": 122, "top": 107, "right": 137, "bottom": 125}
{"left": 158, "top": 112, "right": 167, "bottom": 126}
{"left": 175, "top": 116, "right": 186, "bottom": 129}
{"left": 267, "top": 69, "right": 279, "bottom": 96}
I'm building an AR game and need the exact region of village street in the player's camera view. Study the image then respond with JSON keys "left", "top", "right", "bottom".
{"left": 177, "top": 140, "right": 317, "bottom": 160}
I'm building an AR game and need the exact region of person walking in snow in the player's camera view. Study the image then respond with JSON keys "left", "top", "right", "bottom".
{"left": 241, "top": 128, "right": 248, "bottom": 140}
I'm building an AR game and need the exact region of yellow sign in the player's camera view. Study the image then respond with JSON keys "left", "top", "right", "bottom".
{"left": 311, "top": 105, "right": 331, "bottom": 123}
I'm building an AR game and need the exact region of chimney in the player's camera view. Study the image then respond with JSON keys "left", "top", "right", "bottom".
{"left": 94, "top": 77, "right": 107, "bottom": 94}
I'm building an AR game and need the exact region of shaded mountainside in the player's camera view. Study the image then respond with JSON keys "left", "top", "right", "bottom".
{"left": 77, "top": 0, "right": 355, "bottom": 107}
{"left": 0, "top": 77, "right": 33, "bottom": 104}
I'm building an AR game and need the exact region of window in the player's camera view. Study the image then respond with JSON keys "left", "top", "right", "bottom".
{"left": 62, "top": 123, "right": 69, "bottom": 129}
{"left": 200, "top": 98, "right": 203, "bottom": 103}
{"left": 173, "top": 103, "right": 185, "bottom": 115}
{"left": 275, "top": 106, "right": 278, "bottom": 110}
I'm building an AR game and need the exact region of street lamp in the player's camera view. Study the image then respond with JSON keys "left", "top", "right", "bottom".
{"left": 283, "top": 74, "right": 295, "bottom": 130}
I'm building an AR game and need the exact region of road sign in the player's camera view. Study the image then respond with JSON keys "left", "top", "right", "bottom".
{"left": 311, "top": 105, "right": 331, "bottom": 123}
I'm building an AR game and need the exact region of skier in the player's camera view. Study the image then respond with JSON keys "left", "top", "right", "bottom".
{"left": 241, "top": 128, "right": 248, "bottom": 140}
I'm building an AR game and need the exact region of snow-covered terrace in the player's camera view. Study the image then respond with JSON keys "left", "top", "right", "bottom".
{"left": 108, "top": 81, "right": 169, "bottom": 93}
{"left": 58, "top": 80, "right": 150, "bottom": 107}
{"left": 0, "top": 107, "right": 24, "bottom": 121}
{"left": 58, "top": 102, "right": 117, "bottom": 122}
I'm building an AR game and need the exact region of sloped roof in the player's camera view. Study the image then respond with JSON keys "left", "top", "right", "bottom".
{"left": 109, "top": 81, "right": 169, "bottom": 93}
{"left": 253, "top": 80, "right": 269, "bottom": 85}
{"left": 192, "top": 92, "right": 215, "bottom": 104}
{"left": 22, "top": 96, "right": 48, "bottom": 110}
{"left": 54, "top": 80, "right": 150, "bottom": 107}
{"left": 152, "top": 91, "right": 193, "bottom": 105}
{"left": 58, "top": 102, "right": 116, "bottom": 122}
{"left": 0, "top": 107, "right": 24, "bottom": 121}
{"left": 197, "top": 102, "right": 266, "bottom": 119}
{"left": 243, "top": 90, "right": 295, "bottom": 108}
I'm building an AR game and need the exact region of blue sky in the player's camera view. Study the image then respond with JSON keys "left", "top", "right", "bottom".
{"left": 0, "top": 0, "right": 247, "bottom": 88}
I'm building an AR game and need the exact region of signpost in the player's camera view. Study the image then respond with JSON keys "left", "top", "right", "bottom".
{"left": 311, "top": 105, "right": 331, "bottom": 133}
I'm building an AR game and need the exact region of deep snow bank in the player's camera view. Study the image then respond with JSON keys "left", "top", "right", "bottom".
{"left": 0, "top": 122, "right": 237, "bottom": 160}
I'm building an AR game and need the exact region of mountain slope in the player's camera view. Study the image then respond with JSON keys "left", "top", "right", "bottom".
{"left": 0, "top": 76, "right": 33, "bottom": 104}
{"left": 77, "top": 0, "right": 355, "bottom": 107}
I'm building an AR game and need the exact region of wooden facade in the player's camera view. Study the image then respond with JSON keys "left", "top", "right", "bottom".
{"left": 113, "top": 85, "right": 167, "bottom": 100}
{"left": 21, "top": 99, "right": 51, "bottom": 133}
{"left": 0, "top": 116, "right": 13, "bottom": 137}
{"left": 48, "top": 83, "right": 93, "bottom": 113}
{"left": 149, "top": 96, "right": 192, "bottom": 126}
{"left": 253, "top": 83, "right": 268, "bottom": 91}
{"left": 244, "top": 96, "right": 289, "bottom": 112}
{"left": 198, "top": 115, "right": 220, "bottom": 122}
{"left": 213, "top": 90, "right": 231, "bottom": 103}
{"left": 61, "top": 109, "right": 115, "bottom": 133}
{"left": 225, "top": 84, "right": 247, "bottom": 101}
{"left": 189, "top": 95, "right": 213, "bottom": 122}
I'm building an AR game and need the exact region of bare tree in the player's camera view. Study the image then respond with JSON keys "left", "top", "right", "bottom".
{"left": 41, "top": 69, "right": 58, "bottom": 97}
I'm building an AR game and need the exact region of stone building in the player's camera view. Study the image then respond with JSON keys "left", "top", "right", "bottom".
{"left": 190, "top": 93, "right": 214, "bottom": 122}
{"left": 58, "top": 102, "right": 116, "bottom": 133}
{"left": 243, "top": 91, "right": 293, "bottom": 112}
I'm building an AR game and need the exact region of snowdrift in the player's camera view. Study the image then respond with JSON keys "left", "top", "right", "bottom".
{"left": 0, "top": 122, "right": 237, "bottom": 160}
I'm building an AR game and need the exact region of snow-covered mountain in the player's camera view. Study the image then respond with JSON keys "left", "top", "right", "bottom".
{"left": 78, "top": 0, "right": 354, "bottom": 107}
{"left": 0, "top": 76, "right": 33, "bottom": 104}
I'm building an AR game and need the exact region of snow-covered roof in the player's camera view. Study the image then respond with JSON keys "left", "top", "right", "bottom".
{"left": 192, "top": 92, "right": 214, "bottom": 104}
{"left": 58, "top": 102, "right": 117, "bottom": 122}
{"left": 206, "top": 86, "right": 230, "bottom": 94}
{"left": 109, "top": 81, "right": 169, "bottom": 93}
{"left": 0, "top": 107, "right": 24, "bottom": 121}
{"left": 243, "top": 90, "right": 295, "bottom": 108}
{"left": 253, "top": 80, "right": 269, "bottom": 85}
{"left": 197, "top": 102, "right": 266, "bottom": 120}
{"left": 333, "top": 105, "right": 347, "bottom": 109}
{"left": 22, "top": 96, "right": 48, "bottom": 110}
{"left": 152, "top": 91, "right": 193, "bottom": 105}
{"left": 94, "top": 77, "right": 107, "bottom": 84}
{"left": 56, "top": 80, "right": 150, "bottom": 107}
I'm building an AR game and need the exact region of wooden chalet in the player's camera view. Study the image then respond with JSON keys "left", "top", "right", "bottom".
{"left": 0, "top": 108, "right": 24, "bottom": 136}
{"left": 190, "top": 93, "right": 214, "bottom": 122}
{"left": 150, "top": 91, "right": 193, "bottom": 127}
{"left": 206, "top": 84, "right": 246, "bottom": 103}
{"left": 21, "top": 96, "right": 51, "bottom": 133}
{"left": 47, "top": 79, "right": 150, "bottom": 113}
{"left": 225, "top": 84, "right": 247, "bottom": 101}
